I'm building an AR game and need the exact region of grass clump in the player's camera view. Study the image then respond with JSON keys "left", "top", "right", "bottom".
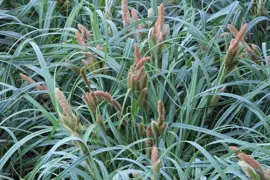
{"left": 0, "top": 0, "right": 270, "bottom": 179}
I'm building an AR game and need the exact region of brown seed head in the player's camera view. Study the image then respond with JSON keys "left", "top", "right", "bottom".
{"left": 136, "top": 56, "right": 151, "bottom": 70}
{"left": 235, "top": 23, "right": 247, "bottom": 44}
{"left": 94, "top": 91, "right": 112, "bottom": 103}
{"left": 55, "top": 88, "right": 72, "bottom": 117}
{"left": 156, "top": 3, "right": 164, "bottom": 35}
{"left": 20, "top": 73, "right": 48, "bottom": 90}
{"left": 131, "top": 8, "right": 138, "bottom": 22}
{"left": 78, "top": 24, "right": 89, "bottom": 40}
{"left": 157, "top": 100, "right": 165, "bottom": 123}
{"left": 75, "top": 31, "right": 86, "bottom": 46}
{"left": 151, "top": 145, "right": 159, "bottom": 165}
{"left": 93, "top": 91, "right": 122, "bottom": 112}
{"left": 134, "top": 43, "right": 141, "bottom": 64}
{"left": 121, "top": 0, "right": 130, "bottom": 27}
{"left": 20, "top": 73, "right": 36, "bottom": 84}
{"left": 227, "top": 24, "right": 238, "bottom": 37}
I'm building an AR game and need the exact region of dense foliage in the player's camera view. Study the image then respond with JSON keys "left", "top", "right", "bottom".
{"left": 0, "top": 0, "right": 270, "bottom": 179}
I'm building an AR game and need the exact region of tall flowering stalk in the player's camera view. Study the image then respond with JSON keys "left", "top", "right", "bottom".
{"left": 55, "top": 88, "right": 81, "bottom": 135}
{"left": 227, "top": 23, "right": 260, "bottom": 64}
{"left": 224, "top": 23, "right": 247, "bottom": 73}
{"left": 82, "top": 91, "right": 123, "bottom": 133}
{"left": 209, "top": 23, "right": 248, "bottom": 115}
{"left": 128, "top": 44, "right": 150, "bottom": 109}
{"left": 82, "top": 90, "right": 122, "bottom": 118}
{"left": 128, "top": 44, "right": 150, "bottom": 92}
{"left": 55, "top": 88, "right": 94, "bottom": 175}
{"left": 150, "top": 3, "right": 169, "bottom": 68}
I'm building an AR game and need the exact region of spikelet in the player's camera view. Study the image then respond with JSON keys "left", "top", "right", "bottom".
{"left": 20, "top": 73, "right": 48, "bottom": 90}
{"left": 55, "top": 88, "right": 82, "bottom": 136}
{"left": 75, "top": 31, "right": 86, "bottom": 46}
{"left": 93, "top": 91, "right": 122, "bottom": 112}
{"left": 132, "top": 173, "right": 142, "bottom": 180}
{"left": 78, "top": 24, "right": 90, "bottom": 40}
{"left": 121, "top": 0, "right": 130, "bottom": 27}
{"left": 136, "top": 57, "right": 151, "bottom": 70}
{"left": 150, "top": 3, "right": 169, "bottom": 68}
{"left": 128, "top": 44, "right": 150, "bottom": 93}
{"left": 75, "top": 25, "right": 105, "bottom": 71}
{"left": 67, "top": 61, "right": 81, "bottom": 75}
{"left": 151, "top": 100, "right": 167, "bottom": 137}
{"left": 56, "top": 88, "right": 72, "bottom": 118}
{"left": 233, "top": 150, "right": 268, "bottom": 179}
{"left": 157, "top": 100, "right": 165, "bottom": 125}
{"left": 131, "top": 8, "right": 138, "bottom": 23}
{"left": 146, "top": 126, "right": 153, "bottom": 147}
{"left": 207, "top": 87, "right": 226, "bottom": 115}
{"left": 249, "top": 44, "right": 261, "bottom": 62}
{"left": 227, "top": 24, "right": 239, "bottom": 37}
{"left": 20, "top": 73, "right": 35, "bottom": 84}
{"left": 140, "top": 73, "right": 148, "bottom": 91}
{"left": 127, "top": 72, "right": 133, "bottom": 89}
{"left": 151, "top": 145, "right": 159, "bottom": 165}
{"left": 238, "top": 153, "right": 263, "bottom": 173}
{"left": 56, "top": 0, "right": 72, "bottom": 13}
{"left": 226, "top": 23, "right": 260, "bottom": 64}
{"left": 134, "top": 44, "right": 140, "bottom": 63}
